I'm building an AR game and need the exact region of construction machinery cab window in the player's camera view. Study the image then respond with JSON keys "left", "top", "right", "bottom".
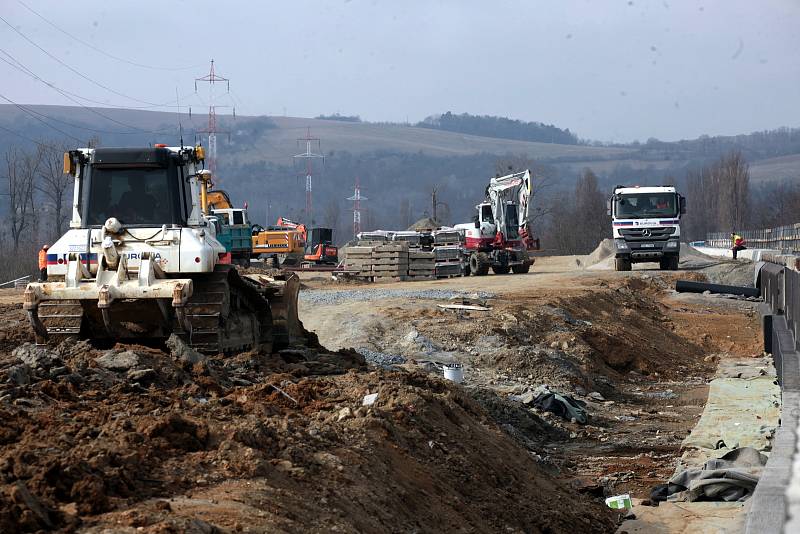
{"left": 232, "top": 211, "right": 245, "bottom": 225}
{"left": 82, "top": 149, "right": 189, "bottom": 227}
{"left": 480, "top": 204, "right": 493, "bottom": 223}
{"left": 614, "top": 193, "right": 678, "bottom": 219}
{"left": 504, "top": 203, "right": 520, "bottom": 239}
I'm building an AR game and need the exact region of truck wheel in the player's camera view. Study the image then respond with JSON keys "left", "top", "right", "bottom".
{"left": 659, "top": 258, "right": 669, "bottom": 270}
{"left": 511, "top": 263, "right": 530, "bottom": 274}
{"left": 615, "top": 258, "right": 632, "bottom": 272}
{"left": 462, "top": 263, "right": 471, "bottom": 277}
{"left": 670, "top": 256, "right": 680, "bottom": 270}
{"left": 469, "top": 252, "right": 491, "bottom": 276}
{"left": 492, "top": 264, "right": 511, "bottom": 275}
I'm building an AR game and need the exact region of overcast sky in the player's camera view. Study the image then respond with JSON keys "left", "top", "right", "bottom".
{"left": 2, "top": 0, "right": 799, "bottom": 142}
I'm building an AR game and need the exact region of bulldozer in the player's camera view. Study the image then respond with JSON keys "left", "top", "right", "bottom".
{"left": 24, "top": 145, "right": 302, "bottom": 353}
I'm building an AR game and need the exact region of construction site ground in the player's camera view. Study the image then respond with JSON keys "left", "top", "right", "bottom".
{"left": 0, "top": 250, "right": 767, "bottom": 533}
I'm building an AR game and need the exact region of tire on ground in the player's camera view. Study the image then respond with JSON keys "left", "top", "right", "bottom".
{"left": 492, "top": 264, "right": 511, "bottom": 275}
{"left": 469, "top": 252, "right": 491, "bottom": 276}
{"left": 511, "top": 263, "right": 531, "bottom": 274}
{"left": 615, "top": 258, "right": 632, "bottom": 272}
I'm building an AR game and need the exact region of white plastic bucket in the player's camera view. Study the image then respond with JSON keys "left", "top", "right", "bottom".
{"left": 443, "top": 364, "right": 464, "bottom": 384}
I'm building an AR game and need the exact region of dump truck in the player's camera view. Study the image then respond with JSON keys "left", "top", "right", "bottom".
{"left": 608, "top": 184, "right": 687, "bottom": 271}
{"left": 24, "top": 146, "right": 302, "bottom": 353}
{"left": 196, "top": 173, "right": 253, "bottom": 266}
{"left": 454, "top": 170, "right": 537, "bottom": 275}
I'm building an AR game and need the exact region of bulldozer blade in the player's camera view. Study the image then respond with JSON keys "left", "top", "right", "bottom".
{"left": 244, "top": 272, "right": 302, "bottom": 349}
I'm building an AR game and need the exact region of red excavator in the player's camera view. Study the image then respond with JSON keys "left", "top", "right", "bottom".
{"left": 276, "top": 217, "right": 338, "bottom": 265}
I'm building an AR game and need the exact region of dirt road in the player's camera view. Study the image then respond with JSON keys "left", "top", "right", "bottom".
{"left": 0, "top": 256, "right": 763, "bottom": 533}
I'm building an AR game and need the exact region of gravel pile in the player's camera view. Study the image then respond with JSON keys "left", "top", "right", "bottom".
{"left": 357, "top": 348, "right": 406, "bottom": 368}
{"left": 300, "top": 288, "right": 495, "bottom": 306}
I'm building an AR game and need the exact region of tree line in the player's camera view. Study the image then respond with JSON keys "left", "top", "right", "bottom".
{"left": 0, "top": 142, "right": 74, "bottom": 281}
{"left": 418, "top": 112, "right": 579, "bottom": 145}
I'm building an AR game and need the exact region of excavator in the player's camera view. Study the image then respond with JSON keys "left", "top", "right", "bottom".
{"left": 454, "top": 169, "right": 538, "bottom": 276}
{"left": 276, "top": 217, "right": 339, "bottom": 265}
{"left": 23, "top": 145, "right": 302, "bottom": 353}
{"left": 251, "top": 222, "right": 306, "bottom": 267}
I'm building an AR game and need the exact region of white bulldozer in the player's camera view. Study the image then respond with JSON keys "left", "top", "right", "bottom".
{"left": 24, "top": 145, "right": 301, "bottom": 353}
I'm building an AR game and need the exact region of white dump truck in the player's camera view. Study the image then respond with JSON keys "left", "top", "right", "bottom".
{"left": 608, "top": 185, "right": 687, "bottom": 271}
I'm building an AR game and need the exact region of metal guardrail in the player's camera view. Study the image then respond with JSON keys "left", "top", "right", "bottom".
{"left": 747, "top": 255, "right": 800, "bottom": 532}
{"left": 708, "top": 223, "right": 800, "bottom": 252}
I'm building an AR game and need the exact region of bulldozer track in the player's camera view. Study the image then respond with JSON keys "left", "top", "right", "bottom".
{"left": 178, "top": 264, "right": 273, "bottom": 354}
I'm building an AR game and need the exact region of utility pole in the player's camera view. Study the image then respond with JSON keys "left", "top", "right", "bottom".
{"left": 347, "top": 176, "right": 367, "bottom": 238}
{"left": 194, "top": 60, "right": 233, "bottom": 180}
{"left": 293, "top": 127, "right": 324, "bottom": 224}
{"left": 431, "top": 185, "right": 448, "bottom": 223}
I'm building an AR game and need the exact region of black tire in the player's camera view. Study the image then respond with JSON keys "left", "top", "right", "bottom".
{"left": 659, "top": 258, "right": 669, "bottom": 270}
{"left": 512, "top": 263, "right": 531, "bottom": 274}
{"left": 670, "top": 256, "right": 680, "bottom": 270}
{"left": 615, "top": 258, "right": 632, "bottom": 272}
{"left": 469, "top": 252, "right": 491, "bottom": 276}
{"left": 462, "top": 263, "right": 471, "bottom": 277}
{"left": 492, "top": 264, "right": 511, "bottom": 275}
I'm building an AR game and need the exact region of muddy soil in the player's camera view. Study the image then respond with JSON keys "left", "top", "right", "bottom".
{"left": 301, "top": 267, "right": 763, "bottom": 505}
{"left": 0, "top": 299, "right": 614, "bottom": 532}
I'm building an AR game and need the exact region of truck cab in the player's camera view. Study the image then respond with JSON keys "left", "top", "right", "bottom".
{"left": 210, "top": 207, "right": 252, "bottom": 266}
{"left": 609, "top": 185, "right": 686, "bottom": 271}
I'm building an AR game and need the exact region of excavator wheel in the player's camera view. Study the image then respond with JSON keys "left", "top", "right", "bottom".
{"left": 511, "top": 263, "right": 531, "bottom": 274}
{"left": 469, "top": 252, "right": 491, "bottom": 276}
{"left": 492, "top": 264, "right": 511, "bottom": 275}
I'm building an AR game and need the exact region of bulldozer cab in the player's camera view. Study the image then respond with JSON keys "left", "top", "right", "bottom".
{"left": 81, "top": 148, "right": 194, "bottom": 228}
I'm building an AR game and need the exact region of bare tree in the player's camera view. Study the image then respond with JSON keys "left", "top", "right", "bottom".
{"left": 36, "top": 143, "right": 73, "bottom": 240}
{"left": 322, "top": 198, "right": 341, "bottom": 233}
{"left": 3, "top": 146, "right": 41, "bottom": 251}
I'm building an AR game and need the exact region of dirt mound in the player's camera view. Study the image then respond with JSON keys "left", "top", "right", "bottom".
{"left": 408, "top": 217, "right": 441, "bottom": 231}
{"left": 584, "top": 238, "right": 616, "bottom": 269}
{"left": 0, "top": 309, "right": 614, "bottom": 532}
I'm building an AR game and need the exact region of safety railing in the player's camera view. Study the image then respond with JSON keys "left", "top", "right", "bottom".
{"left": 707, "top": 223, "right": 800, "bottom": 252}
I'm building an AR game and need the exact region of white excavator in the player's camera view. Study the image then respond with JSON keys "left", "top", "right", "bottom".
{"left": 24, "top": 145, "right": 301, "bottom": 353}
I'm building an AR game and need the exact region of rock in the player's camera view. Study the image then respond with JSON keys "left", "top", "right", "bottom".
{"left": 49, "top": 366, "right": 69, "bottom": 378}
{"left": 10, "top": 482, "right": 53, "bottom": 528}
{"left": 166, "top": 334, "right": 207, "bottom": 364}
{"left": 127, "top": 368, "right": 156, "bottom": 382}
{"left": 574, "top": 386, "right": 587, "bottom": 396}
{"left": 561, "top": 341, "right": 569, "bottom": 351}
{"left": 8, "top": 364, "right": 33, "bottom": 385}
{"left": 13, "top": 344, "right": 60, "bottom": 370}
{"left": 550, "top": 341, "right": 559, "bottom": 349}
{"left": 95, "top": 350, "right": 140, "bottom": 372}
{"left": 337, "top": 407, "right": 352, "bottom": 421}
{"left": 509, "top": 391, "right": 536, "bottom": 405}
{"left": 588, "top": 392, "right": 605, "bottom": 401}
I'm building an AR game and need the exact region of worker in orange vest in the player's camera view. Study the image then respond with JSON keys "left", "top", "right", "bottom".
{"left": 38, "top": 245, "right": 49, "bottom": 281}
{"left": 730, "top": 233, "right": 747, "bottom": 260}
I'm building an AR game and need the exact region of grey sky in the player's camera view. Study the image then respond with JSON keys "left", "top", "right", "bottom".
{"left": 2, "top": 0, "right": 799, "bottom": 142}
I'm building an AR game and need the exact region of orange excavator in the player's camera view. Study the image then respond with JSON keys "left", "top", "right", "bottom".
{"left": 276, "top": 217, "right": 338, "bottom": 265}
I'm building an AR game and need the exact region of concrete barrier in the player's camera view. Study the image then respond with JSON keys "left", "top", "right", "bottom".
{"left": 693, "top": 246, "right": 782, "bottom": 262}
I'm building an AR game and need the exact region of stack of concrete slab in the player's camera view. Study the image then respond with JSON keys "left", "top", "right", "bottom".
{"left": 342, "top": 246, "right": 375, "bottom": 278}
{"left": 407, "top": 250, "right": 436, "bottom": 280}
{"left": 371, "top": 242, "right": 410, "bottom": 282}
{"left": 432, "top": 228, "right": 465, "bottom": 278}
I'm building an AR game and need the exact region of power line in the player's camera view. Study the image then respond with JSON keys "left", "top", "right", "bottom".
{"left": 0, "top": 92, "right": 86, "bottom": 144}
{"left": 17, "top": 0, "right": 205, "bottom": 72}
{"left": 0, "top": 47, "right": 192, "bottom": 110}
{"left": 0, "top": 13, "right": 173, "bottom": 107}
{"left": 0, "top": 123, "right": 63, "bottom": 153}
{"left": 0, "top": 50, "right": 177, "bottom": 135}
